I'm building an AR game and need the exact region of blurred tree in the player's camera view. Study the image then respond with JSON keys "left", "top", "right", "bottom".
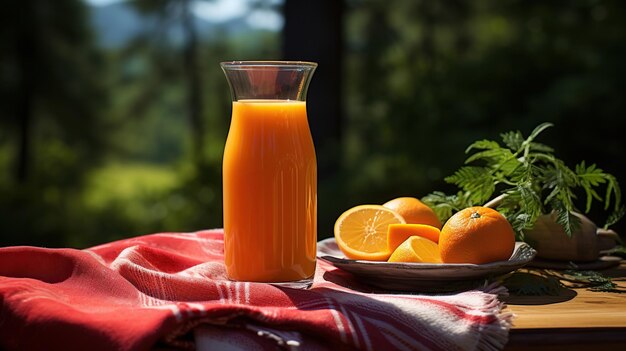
{"left": 0, "top": 0, "right": 108, "bottom": 183}
{"left": 131, "top": 0, "right": 208, "bottom": 168}
{"left": 0, "top": 0, "right": 109, "bottom": 246}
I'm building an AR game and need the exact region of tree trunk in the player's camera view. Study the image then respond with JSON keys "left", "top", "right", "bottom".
{"left": 182, "top": 0, "right": 205, "bottom": 168}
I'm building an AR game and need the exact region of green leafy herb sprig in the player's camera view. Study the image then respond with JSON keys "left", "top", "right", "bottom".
{"left": 549, "top": 270, "right": 620, "bottom": 292}
{"left": 422, "top": 123, "right": 624, "bottom": 238}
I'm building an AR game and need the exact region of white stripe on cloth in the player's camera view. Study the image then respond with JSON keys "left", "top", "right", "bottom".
{"left": 215, "top": 281, "right": 225, "bottom": 303}
{"left": 351, "top": 311, "right": 372, "bottom": 351}
{"left": 225, "top": 281, "right": 232, "bottom": 303}
{"left": 325, "top": 297, "right": 347, "bottom": 344}
{"left": 341, "top": 308, "right": 360, "bottom": 349}
{"left": 244, "top": 282, "right": 250, "bottom": 304}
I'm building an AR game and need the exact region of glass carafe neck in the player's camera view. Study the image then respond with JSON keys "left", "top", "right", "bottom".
{"left": 221, "top": 61, "right": 317, "bottom": 102}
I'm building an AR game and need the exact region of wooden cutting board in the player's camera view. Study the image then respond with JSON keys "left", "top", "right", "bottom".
{"left": 504, "top": 262, "right": 626, "bottom": 350}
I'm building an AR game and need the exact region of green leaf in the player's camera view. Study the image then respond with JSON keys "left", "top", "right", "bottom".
{"left": 445, "top": 167, "right": 495, "bottom": 204}
{"left": 551, "top": 200, "right": 580, "bottom": 236}
{"left": 464, "top": 141, "right": 519, "bottom": 177}
{"left": 465, "top": 140, "right": 501, "bottom": 153}
{"left": 526, "top": 122, "right": 554, "bottom": 143}
{"left": 465, "top": 148, "right": 505, "bottom": 164}
{"left": 499, "top": 184, "right": 543, "bottom": 235}
{"left": 445, "top": 166, "right": 488, "bottom": 186}
{"left": 575, "top": 162, "right": 622, "bottom": 214}
{"left": 529, "top": 142, "right": 554, "bottom": 153}
{"left": 541, "top": 160, "right": 578, "bottom": 215}
{"left": 556, "top": 210, "right": 578, "bottom": 236}
{"left": 509, "top": 212, "right": 533, "bottom": 233}
{"left": 605, "top": 206, "right": 626, "bottom": 229}
{"left": 519, "top": 186, "right": 543, "bottom": 217}
{"left": 605, "top": 177, "right": 615, "bottom": 210}
{"left": 498, "top": 157, "right": 523, "bottom": 176}
{"left": 576, "top": 162, "right": 606, "bottom": 186}
{"left": 604, "top": 175, "right": 621, "bottom": 211}
{"left": 501, "top": 131, "right": 524, "bottom": 151}
{"left": 508, "top": 162, "right": 533, "bottom": 183}
{"left": 421, "top": 191, "right": 471, "bottom": 223}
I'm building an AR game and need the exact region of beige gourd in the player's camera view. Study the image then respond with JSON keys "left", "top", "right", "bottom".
{"left": 485, "top": 195, "right": 619, "bottom": 262}
{"left": 524, "top": 212, "right": 618, "bottom": 262}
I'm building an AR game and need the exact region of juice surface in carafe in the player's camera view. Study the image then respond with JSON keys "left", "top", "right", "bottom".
{"left": 223, "top": 100, "right": 317, "bottom": 282}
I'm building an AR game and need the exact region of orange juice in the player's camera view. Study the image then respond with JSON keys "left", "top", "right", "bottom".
{"left": 223, "top": 100, "right": 317, "bottom": 282}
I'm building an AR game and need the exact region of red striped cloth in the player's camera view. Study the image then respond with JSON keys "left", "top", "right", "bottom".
{"left": 0, "top": 230, "right": 512, "bottom": 351}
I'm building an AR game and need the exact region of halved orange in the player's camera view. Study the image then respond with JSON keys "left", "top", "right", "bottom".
{"left": 387, "top": 224, "right": 440, "bottom": 253}
{"left": 388, "top": 236, "right": 442, "bottom": 263}
{"left": 334, "top": 205, "right": 406, "bottom": 260}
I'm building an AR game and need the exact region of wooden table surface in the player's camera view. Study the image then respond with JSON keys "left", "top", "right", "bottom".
{"left": 504, "top": 262, "right": 626, "bottom": 350}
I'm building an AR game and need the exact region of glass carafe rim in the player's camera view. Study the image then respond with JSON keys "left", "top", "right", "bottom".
{"left": 220, "top": 60, "right": 317, "bottom": 70}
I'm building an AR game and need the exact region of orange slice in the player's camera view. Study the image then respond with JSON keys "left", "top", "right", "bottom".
{"left": 388, "top": 236, "right": 442, "bottom": 263}
{"left": 334, "top": 205, "right": 406, "bottom": 260}
{"left": 387, "top": 223, "right": 440, "bottom": 253}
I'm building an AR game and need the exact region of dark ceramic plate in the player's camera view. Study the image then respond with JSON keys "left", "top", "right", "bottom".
{"left": 317, "top": 239, "right": 537, "bottom": 292}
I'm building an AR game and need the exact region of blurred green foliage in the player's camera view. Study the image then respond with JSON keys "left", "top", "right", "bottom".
{"left": 0, "top": 0, "right": 279, "bottom": 247}
{"left": 333, "top": 0, "right": 626, "bottom": 238}
{"left": 1, "top": 0, "right": 625, "bottom": 247}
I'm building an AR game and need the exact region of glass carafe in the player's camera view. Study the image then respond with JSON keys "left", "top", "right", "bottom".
{"left": 221, "top": 61, "right": 317, "bottom": 288}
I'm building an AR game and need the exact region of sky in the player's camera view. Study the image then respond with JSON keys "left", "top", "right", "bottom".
{"left": 85, "top": 0, "right": 284, "bottom": 31}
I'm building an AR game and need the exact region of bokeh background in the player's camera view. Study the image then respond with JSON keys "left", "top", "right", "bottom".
{"left": 1, "top": 0, "right": 625, "bottom": 248}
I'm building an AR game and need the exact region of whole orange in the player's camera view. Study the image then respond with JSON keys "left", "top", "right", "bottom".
{"left": 439, "top": 207, "right": 515, "bottom": 264}
{"left": 383, "top": 197, "right": 442, "bottom": 229}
